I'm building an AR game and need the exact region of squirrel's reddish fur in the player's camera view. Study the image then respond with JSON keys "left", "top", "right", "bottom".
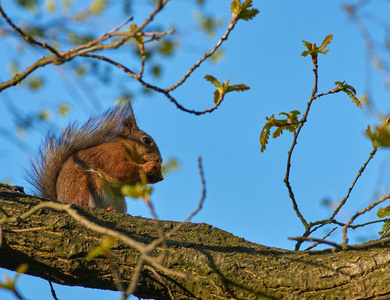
{"left": 28, "top": 103, "right": 163, "bottom": 213}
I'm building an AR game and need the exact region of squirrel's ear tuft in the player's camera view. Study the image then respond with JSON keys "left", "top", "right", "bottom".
{"left": 122, "top": 115, "right": 138, "bottom": 131}
{"left": 121, "top": 103, "right": 139, "bottom": 133}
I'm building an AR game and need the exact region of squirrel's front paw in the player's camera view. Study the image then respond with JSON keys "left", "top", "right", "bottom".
{"left": 142, "top": 161, "right": 164, "bottom": 183}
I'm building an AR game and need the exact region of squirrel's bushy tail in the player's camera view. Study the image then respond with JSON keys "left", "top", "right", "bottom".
{"left": 27, "top": 102, "right": 134, "bottom": 200}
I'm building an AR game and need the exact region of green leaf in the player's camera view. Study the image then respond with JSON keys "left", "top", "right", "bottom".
{"left": 365, "top": 123, "right": 390, "bottom": 148}
{"left": 224, "top": 78, "right": 231, "bottom": 90}
{"left": 152, "top": 65, "right": 162, "bottom": 78}
{"left": 383, "top": 117, "right": 390, "bottom": 127}
{"left": 17, "top": 0, "right": 38, "bottom": 12}
{"left": 90, "top": 0, "right": 106, "bottom": 15}
{"left": 318, "top": 34, "right": 333, "bottom": 53}
{"left": 45, "top": 0, "right": 56, "bottom": 13}
{"left": 9, "top": 60, "right": 20, "bottom": 76}
{"left": 75, "top": 66, "right": 87, "bottom": 77}
{"left": 284, "top": 125, "right": 295, "bottom": 133}
{"left": 205, "top": 75, "right": 250, "bottom": 104}
{"left": 334, "top": 81, "right": 362, "bottom": 109}
{"left": 260, "top": 122, "right": 272, "bottom": 152}
{"left": 161, "top": 159, "right": 180, "bottom": 176}
{"left": 378, "top": 206, "right": 390, "bottom": 218}
{"left": 279, "top": 112, "right": 290, "bottom": 118}
{"left": 231, "top": 0, "right": 259, "bottom": 21}
{"left": 57, "top": 103, "right": 71, "bottom": 117}
{"left": 15, "top": 264, "right": 28, "bottom": 275}
{"left": 260, "top": 111, "right": 301, "bottom": 152}
{"left": 346, "top": 90, "right": 362, "bottom": 109}
{"left": 205, "top": 75, "right": 222, "bottom": 90}
{"left": 38, "top": 109, "right": 52, "bottom": 121}
{"left": 226, "top": 84, "right": 250, "bottom": 93}
{"left": 86, "top": 236, "right": 117, "bottom": 260}
{"left": 290, "top": 110, "right": 301, "bottom": 119}
{"left": 213, "top": 89, "right": 221, "bottom": 104}
{"left": 0, "top": 263, "right": 28, "bottom": 299}
{"left": 301, "top": 34, "right": 333, "bottom": 57}
{"left": 158, "top": 39, "right": 176, "bottom": 56}
{"left": 194, "top": 11, "right": 224, "bottom": 38}
{"left": 366, "top": 125, "right": 376, "bottom": 148}
{"left": 121, "top": 181, "right": 152, "bottom": 200}
{"left": 379, "top": 221, "right": 390, "bottom": 237}
{"left": 346, "top": 84, "right": 356, "bottom": 95}
{"left": 210, "top": 49, "right": 225, "bottom": 64}
{"left": 27, "top": 76, "right": 44, "bottom": 90}
{"left": 302, "top": 40, "right": 312, "bottom": 49}
{"left": 272, "top": 127, "right": 284, "bottom": 138}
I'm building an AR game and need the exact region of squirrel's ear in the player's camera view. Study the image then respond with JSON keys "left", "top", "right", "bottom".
{"left": 123, "top": 115, "right": 138, "bottom": 130}
{"left": 119, "top": 101, "right": 139, "bottom": 135}
{"left": 121, "top": 110, "right": 139, "bottom": 135}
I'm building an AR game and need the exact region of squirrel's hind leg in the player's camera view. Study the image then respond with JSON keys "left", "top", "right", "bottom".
{"left": 56, "top": 172, "right": 100, "bottom": 208}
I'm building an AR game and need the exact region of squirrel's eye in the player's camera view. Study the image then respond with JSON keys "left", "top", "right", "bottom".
{"left": 142, "top": 137, "right": 152, "bottom": 145}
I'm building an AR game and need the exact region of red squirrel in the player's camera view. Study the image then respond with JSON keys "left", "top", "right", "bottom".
{"left": 28, "top": 103, "right": 163, "bottom": 213}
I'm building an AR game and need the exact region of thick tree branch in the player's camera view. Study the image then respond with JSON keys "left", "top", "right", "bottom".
{"left": 1, "top": 189, "right": 390, "bottom": 299}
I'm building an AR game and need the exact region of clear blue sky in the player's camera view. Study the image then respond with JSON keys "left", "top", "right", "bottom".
{"left": 1, "top": 0, "right": 390, "bottom": 299}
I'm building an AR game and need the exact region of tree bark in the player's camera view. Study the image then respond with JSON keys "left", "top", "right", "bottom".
{"left": 1, "top": 188, "right": 390, "bottom": 299}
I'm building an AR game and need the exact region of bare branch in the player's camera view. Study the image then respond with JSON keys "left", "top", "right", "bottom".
{"left": 288, "top": 236, "right": 342, "bottom": 250}
{"left": 342, "top": 193, "right": 390, "bottom": 246}
{"left": 165, "top": 16, "right": 240, "bottom": 92}
{"left": 48, "top": 281, "right": 59, "bottom": 300}
{"left": 305, "top": 227, "right": 337, "bottom": 251}
{"left": 0, "top": 4, "right": 60, "bottom": 56}
{"left": 122, "top": 255, "right": 145, "bottom": 300}
{"left": 331, "top": 147, "right": 377, "bottom": 219}
{"left": 284, "top": 62, "right": 322, "bottom": 244}
{"left": 81, "top": 54, "right": 138, "bottom": 78}
{"left": 183, "top": 156, "right": 206, "bottom": 223}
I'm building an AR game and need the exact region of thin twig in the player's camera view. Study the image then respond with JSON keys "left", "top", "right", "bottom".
{"left": 305, "top": 227, "right": 337, "bottom": 251}
{"left": 81, "top": 53, "right": 227, "bottom": 115}
{"left": 165, "top": 16, "right": 239, "bottom": 92}
{"left": 48, "top": 281, "right": 59, "bottom": 300}
{"left": 293, "top": 235, "right": 390, "bottom": 251}
{"left": 289, "top": 236, "right": 342, "bottom": 250}
{"left": 285, "top": 61, "right": 321, "bottom": 245}
{"left": 165, "top": 156, "right": 206, "bottom": 239}
{"left": 144, "top": 193, "right": 159, "bottom": 220}
{"left": 0, "top": 0, "right": 234, "bottom": 116}
{"left": 142, "top": 78, "right": 226, "bottom": 115}
{"left": 139, "top": 156, "right": 207, "bottom": 261}
{"left": 104, "top": 16, "right": 133, "bottom": 37}
{"left": 144, "top": 265, "right": 174, "bottom": 299}
{"left": 331, "top": 147, "right": 377, "bottom": 219}
{"left": 108, "top": 255, "right": 125, "bottom": 293}
{"left": 306, "top": 215, "right": 389, "bottom": 239}
{"left": 183, "top": 156, "right": 206, "bottom": 223}
{"left": 62, "top": 2, "right": 165, "bottom": 58}
{"left": 138, "top": 41, "right": 146, "bottom": 78}
{"left": 342, "top": 193, "right": 390, "bottom": 247}
{"left": 80, "top": 54, "right": 138, "bottom": 78}
{"left": 0, "top": 4, "right": 60, "bottom": 56}
{"left": 347, "top": 236, "right": 390, "bottom": 250}
{"left": 0, "top": 1, "right": 166, "bottom": 92}
{"left": 121, "top": 255, "right": 145, "bottom": 300}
